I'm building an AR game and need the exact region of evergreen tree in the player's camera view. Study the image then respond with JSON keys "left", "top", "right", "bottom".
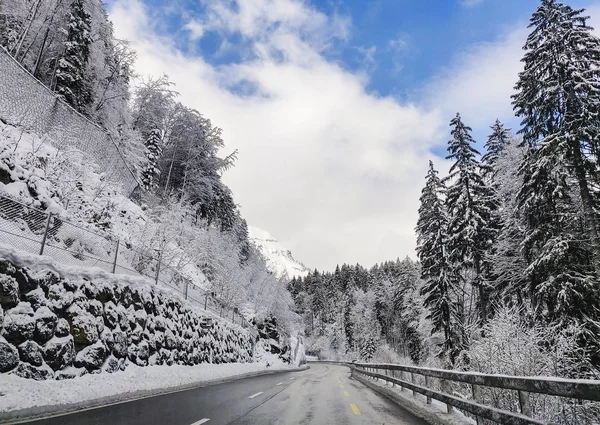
{"left": 481, "top": 119, "right": 510, "bottom": 183}
{"left": 444, "top": 113, "right": 497, "bottom": 324}
{"left": 416, "top": 160, "right": 462, "bottom": 364}
{"left": 141, "top": 128, "right": 162, "bottom": 191}
{"left": 513, "top": 0, "right": 600, "bottom": 272}
{"left": 512, "top": 1, "right": 600, "bottom": 353}
{"left": 54, "top": 0, "right": 93, "bottom": 111}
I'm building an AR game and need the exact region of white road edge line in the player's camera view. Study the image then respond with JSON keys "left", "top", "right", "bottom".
{"left": 276, "top": 382, "right": 284, "bottom": 386}
{"left": 190, "top": 419, "right": 210, "bottom": 425}
{"left": 290, "top": 377, "right": 295, "bottom": 380}
{"left": 248, "top": 392, "right": 264, "bottom": 399}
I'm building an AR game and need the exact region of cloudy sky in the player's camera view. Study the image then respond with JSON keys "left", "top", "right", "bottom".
{"left": 106, "top": 0, "right": 600, "bottom": 271}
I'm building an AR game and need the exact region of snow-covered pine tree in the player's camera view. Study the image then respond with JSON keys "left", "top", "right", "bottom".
{"left": 512, "top": 1, "right": 600, "bottom": 356}
{"left": 444, "top": 114, "right": 498, "bottom": 325}
{"left": 416, "top": 160, "right": 462, "bottom": 364}
{"left": 141, "top": 128, "right": 162, "bottom": 191}
{"left": 54, "top": 0, "right": 93, "bottom": 112}
{"left": 513, "top": 0, "right": 600, "bottom": 273}
{"left": 481, "top": 119, "right": 510, "bottom": 184}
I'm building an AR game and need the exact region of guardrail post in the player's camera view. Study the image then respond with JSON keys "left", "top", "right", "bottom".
{"left": 472, "top": 383, "right": 482, "bottom": 424}
{"left": 184, "top": 280, "right": 189, "bottom": 300}
{"left": 518, "top": 390, "right": 531, "bottom": 417}
{"left": 399, "top": 371, "right": 405, "bottom": 391}
{"left": 425, "top": 376, "right": 432, "bottom": 405}
{"left": 440, "top": 379, "right": 453, "bottom": 413}
{"left": 39, "top": 213, "right": 52, "bottom": 255}
{"left": 204, "top": 294, "right": 208, "bottom": 310}
{"left": 411, "top": 372, "right": 416, "bottom": 396}
{"left": 111, "top": 239, "right": 120, "bottom": 273}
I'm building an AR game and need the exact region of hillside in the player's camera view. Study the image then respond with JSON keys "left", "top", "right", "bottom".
{"left": 248, "top": 227, "right": 309, "bottom": 279}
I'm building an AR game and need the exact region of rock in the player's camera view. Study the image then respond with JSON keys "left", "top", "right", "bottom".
{"left": 56, "top": 366, "right": 88, "bottom": 380}
{"left": 24, "top": 288, "right": 47, "bottom": 310}
{"left": 0, "top": 260, "right": 16, "bottom": 276}
{"left": 95, "top": 282, "right": 114, "bottom": 303}
{"left": 103, "top": 355, "right": 119, "bottom": 373}
{"left": 103, "top": 301, "right": 119, "bottom": 328}
{"left": 14, "top": 268, "right": 36, "bottom": 294}
{"left": 164, "top": 329, "right": 177, "bottom": 349}
{"left": 0, "top": 274, "right": 19, "bottom": 308}
{"left": 0, "top": 304, "right": 3, "bottom": 330}
{"left": 75, "top": 340, "right": 107, "bottom": 370}
{"left": 2, "top": 303, "right": 35, "bottom": 344}
{"left": 88, "top": 299, "right": 103, "bottom": 316}
{"left": 18, "top": 340, "right": 43, "bottom": 366}
{"left": 131, "top": 324, "right": 143, "bottom": 344}
{"left": 71, "top": 313, "right": 99, "bottom": 346}
{"left": 47, "top": 283, "right": 73, "bottom": 311}
{"left": 118, "top": 357, "right": 128, "bottom": 371}
{"left": 55, "top": 318, "right": 70, "bottom": 337}
{"left": 11, "top": 362, "right": 53, "bottom": 380}
{"left": 112, "top": 329, "right": 127, "bottom": 358}
{"left": 134, "top": 308, "right": 147, "bottom": 327}
{"left": 95, "top": 316, "right": 105, "bottom": 336}
{"left": 148, "top": 353, "right": 159, "bottom": 366}
{"left": 154, "top": 331, "right": 164, "bottom": 349}
{"left": 44, "top": 335, "right": 75, "bottom": 371}
{"left": 34, "top": 306, "right": 57, "bottom": 343}
{"left": 100, "top": 328, "right": 114, "bottom": 351}
{"left": 62, "top": 277, "right": 83, "bottom": 293}
{"left": 137, "top": 341, "right": 149, "bottom": 361}
{"left": 0, "top": 336, "right": 19, "bottom": 372}
{"left": 30, "top": 269, "right": 60, "bottom": 291}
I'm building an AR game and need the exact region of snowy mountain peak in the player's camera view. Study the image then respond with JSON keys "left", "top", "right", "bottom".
{"left": 248, "top": 226, "right": 310, "bottom": 279}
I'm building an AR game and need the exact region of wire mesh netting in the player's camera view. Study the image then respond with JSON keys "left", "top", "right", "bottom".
{"left": 0, "top": 192, "right": 256, "bottom": 335}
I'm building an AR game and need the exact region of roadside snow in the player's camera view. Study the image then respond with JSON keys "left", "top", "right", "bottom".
{"left": 0, "top": 360, "right": 299, "bottom": 413}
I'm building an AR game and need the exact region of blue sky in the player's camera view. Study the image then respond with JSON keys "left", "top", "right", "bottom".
{"left": 109, "top": 0, "right": 600, "bottom": 269}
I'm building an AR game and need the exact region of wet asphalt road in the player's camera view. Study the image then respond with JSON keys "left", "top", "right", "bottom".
{"left": 16, "top": 364, "right": 428, "bottom": 425}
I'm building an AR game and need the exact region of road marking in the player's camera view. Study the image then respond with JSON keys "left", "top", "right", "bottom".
{"left": 290, "top": 377, "right": 295, "bottom": 380}
{"left": 340, "top": 385, "right": 344, "bottom": 389}
{"left": 350, "top": 404, "right": 361, "bottom": 415}
{"left": 344, "top": 391, "right": 350, "bottom": 397}
{"left": 276, "top": 382, "right": 284, "bottom": 386}
{"left": 248, "top": 392, "right": 264, "bottom": 399}
{"left": 190, "top": 419, "right": 210, "bottom": 425}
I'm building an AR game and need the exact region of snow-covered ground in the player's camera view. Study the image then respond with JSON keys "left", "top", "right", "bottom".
{"left": 248, "top": 226, "right": 309, "bottom": 278}
{"left": 0, "top": 359, "right": 299, "bottom": 414}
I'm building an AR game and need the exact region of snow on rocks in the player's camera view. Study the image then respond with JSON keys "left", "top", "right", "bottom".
{"left": 0, "top": 253, "right": 256, "bottom": 379}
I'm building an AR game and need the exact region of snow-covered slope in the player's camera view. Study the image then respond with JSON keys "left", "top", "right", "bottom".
{"left": 248, "top": 227, "right": 309, "bottom": 279}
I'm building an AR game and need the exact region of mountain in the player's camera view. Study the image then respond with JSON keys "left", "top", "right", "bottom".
{"left": 248, "top": 227, "right": 310, "bottom": 279}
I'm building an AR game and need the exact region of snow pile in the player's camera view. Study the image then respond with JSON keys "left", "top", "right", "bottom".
{"left": 0, "top": 361, "right": 298, "bottom": 413}
{"left": 248, "top": 226, "right": 309, "bottom": 278}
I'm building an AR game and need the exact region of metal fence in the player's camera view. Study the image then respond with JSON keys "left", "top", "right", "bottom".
{"left": 0, "top": 192, "right": 257, "bottom": 336}
{"left": 0, "top": 46, "right": 138, "bottom": 194}
{"left": 349, "top": 362, "right": 600, "bottom": 425}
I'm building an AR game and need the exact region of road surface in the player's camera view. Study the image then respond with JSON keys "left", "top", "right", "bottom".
{"left": 15, "top": 364, "right": 428, "bottom": 425}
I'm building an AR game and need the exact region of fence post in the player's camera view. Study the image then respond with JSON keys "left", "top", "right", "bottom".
{"left": 154, "top": 250, "right": 162, "bottom": 285}
{"left": 472, "top": 383, "right": 482, "bottom": 425}
{"left": 111, "top": 239, "right": 120, "bottom": 274}
{"left": 425, "top": 376, "right": 432, "bottom": 405}
{"left": 39, "top": 213, "right": 52, "bottom": 255}
{"left": 440, "top": 379, "right": 453, "bottom": 413}
{"left": 519, "top": 390, "right": 532, "bottom": 417}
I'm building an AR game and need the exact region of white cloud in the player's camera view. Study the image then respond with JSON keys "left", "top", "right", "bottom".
{"left": 109, "top": 0, "right": 446, "bottom": 270}
{"left": 184, "top": 20, "right": 205, "bottom": 41}
{"left": 460, "top": 0, "right": 485, "bottom": 7}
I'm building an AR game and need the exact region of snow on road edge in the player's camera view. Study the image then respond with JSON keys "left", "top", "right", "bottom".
{"left": 0, "top": 361, "right": 302, "bottom": 414}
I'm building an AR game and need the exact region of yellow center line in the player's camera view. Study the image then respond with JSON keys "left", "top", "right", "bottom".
{"left": 350, "top": 404, "right": 361, "bottom": 415}
{"left": 344, "top": 391, "right": 349, "bottom": 397}
{"left": 339, "top": 384, "right": 344, "bottom": 389}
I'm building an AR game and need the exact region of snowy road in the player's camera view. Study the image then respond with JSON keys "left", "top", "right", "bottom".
{"left": 15, "top": 364, "right": 428, "bottom": 425}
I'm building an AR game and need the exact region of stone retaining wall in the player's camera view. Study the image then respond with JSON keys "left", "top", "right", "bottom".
{"left": 0, "top": 259, "right": 254, "bottom": 380}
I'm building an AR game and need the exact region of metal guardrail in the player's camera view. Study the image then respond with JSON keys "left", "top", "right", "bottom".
{"left": 0, "top": 192, "right": 258, "bottom": 338}
{"left": 348, "top": 362, "right": 600, "bottom": 425}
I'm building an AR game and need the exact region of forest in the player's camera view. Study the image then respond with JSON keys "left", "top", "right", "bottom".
{"left": 292, "top": 0, "right": 600, "bottom": 387}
